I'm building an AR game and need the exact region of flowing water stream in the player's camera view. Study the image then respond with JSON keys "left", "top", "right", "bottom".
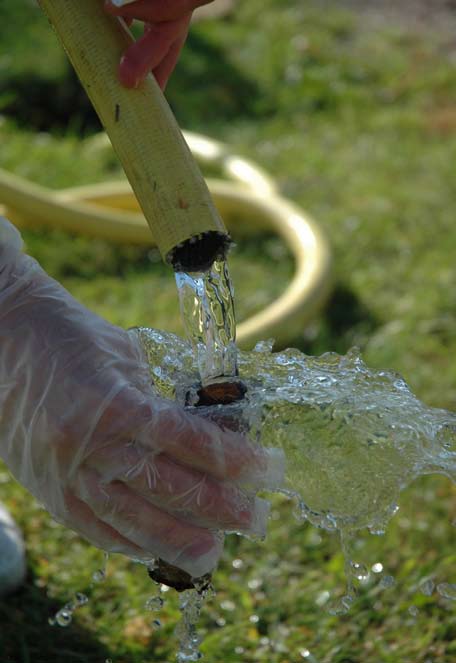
{"left": 175, "top": 259, "right": 238, "bottom": 386}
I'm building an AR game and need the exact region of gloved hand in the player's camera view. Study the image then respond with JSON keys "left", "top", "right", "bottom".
{"left": 0, "top": 217, "right": 284, "bottom": 577}
{"left": 104, "top": 0, "right": 213, "bottom": 89}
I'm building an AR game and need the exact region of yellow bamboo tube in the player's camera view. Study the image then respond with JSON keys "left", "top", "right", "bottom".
{"left": 37, "top": 0, "right": 228, "bottom": 269}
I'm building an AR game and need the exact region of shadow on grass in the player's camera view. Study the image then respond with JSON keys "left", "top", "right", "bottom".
{"left": 0, "top": 28, "right": 266, "bottom": 135}
{"left": 0, "top": 568, "right": 112, "bottom": 663}
{"left": 0, "top": 66, "right": 101, "bottom": 135}
{"left": 284, "top": 283, "right": 380, "bottom": 355}
{"left": 167, "top": 30, "right": 269, "bottom": 128}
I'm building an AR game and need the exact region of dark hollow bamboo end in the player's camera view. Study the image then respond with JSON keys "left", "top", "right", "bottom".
{"left": 148, "top": 559, "right": 211, "bottom": 594}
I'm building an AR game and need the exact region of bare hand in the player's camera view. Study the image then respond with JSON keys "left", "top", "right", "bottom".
{"left": 104, "top": 0, "right": 214, "bottom": 89}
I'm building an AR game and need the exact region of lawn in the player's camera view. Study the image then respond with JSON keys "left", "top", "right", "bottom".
{"left": 0, "top": 1, "right": 455, "bottom": 662}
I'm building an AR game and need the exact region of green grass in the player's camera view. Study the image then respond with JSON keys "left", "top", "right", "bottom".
{"left": 1, "top": 1, "right": 456, "bottom": 662}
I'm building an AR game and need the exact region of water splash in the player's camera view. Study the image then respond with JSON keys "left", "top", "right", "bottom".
{"left": 137, "top": 329, "right": 455, "bottom": 535}
{"left": 135, "top": 327, "right": 455, "bottom": 620}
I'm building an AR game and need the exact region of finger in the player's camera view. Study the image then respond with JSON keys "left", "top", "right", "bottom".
{"left": 75, "top": 468, "right": 224, "bottom": 577}
{"left": 62, "top": 492, "right": 151, "bottom": 561}
{"left": 144, "top": 400, "right": 285, "bottom": 490}
{"left": 118, "top": 15, "right": 191, "bottom": 88}
{"left": 153, "top": 30, "right": 188, "bottom": 90}
{"left": 91, "top": 386, "right": 285, "bottom": 490}
{"left": 105, "top": 0, "right": 211, "bottom": 23}
{"left": 86, "top": 444, "right": 269, "bottom": 536}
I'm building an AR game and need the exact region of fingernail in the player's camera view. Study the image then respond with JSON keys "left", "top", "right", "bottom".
{"left": 118, "top": 56, "right": 140, "bottom": 89}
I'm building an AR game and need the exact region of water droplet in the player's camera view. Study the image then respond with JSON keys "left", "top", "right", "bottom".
{"left": 55, "top": 609, "right": 72, "bottom": 627}
{"left": 408, "top": 605, "right": 419, "bottom": 617}
{"left": 299, "top": 649, "right": 319, "bottom": 662}
{"left": 328, "top": 594, "right": 354, "bottom": 615}
{"left": 232, "top": 558, "right": 244, "bottom": 569}
{"left": 75, "top": 592, "right": 89, "bottom": 606}
{"left": 372, "top": 563, "right": 383, "bottom": 574}
{"left": 419, "top": 578, "right": 435, "bottom": 596}
{"left": 92, "top": 569, "right": 106, "bottom": 583}
{"left": 248, "top": 578, "right": 262, "bottom": 590}
{"left": 379, "top": 575, "right": 395, "bottom": 589}
{"left": 249, "top": 614, "right": 260, "bottom": 624}
{"left": 220, "top": 600, "right": 236, "bottom": 611}
{"left": 177, "top": 653, "right": 202, "bottom": 662}
{"left": 369, "top": 527, "right": 386, "bottom": 536}
{"left": 437, "top": 582, "right": 456, "bottom": 600}
{"left": 315, "top": 590, "right": 330, "bottom": 606}
{"left": 216, "top": 617, "right": 226, "bottom": 627}
{"left": 350, "top": 561, "right": 369, "bottom": 581}
{"left": 145, "top": 596, "right": 164, "bottom": 611}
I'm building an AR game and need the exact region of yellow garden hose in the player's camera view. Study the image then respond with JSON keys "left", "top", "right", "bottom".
{"left": 0, "top": 130, "right": 331, "bottom": 348}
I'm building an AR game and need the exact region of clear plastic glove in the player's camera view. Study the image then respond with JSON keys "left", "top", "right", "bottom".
{"left": 104, "top": 0, "right": 213, "bottom": 89}
{"left": 0, "top": 217, "right": 284, "bottom": 577}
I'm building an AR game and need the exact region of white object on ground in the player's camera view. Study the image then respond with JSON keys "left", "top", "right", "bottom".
{"left": 0, "top": 502, "right": 26, "bottom": 596}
